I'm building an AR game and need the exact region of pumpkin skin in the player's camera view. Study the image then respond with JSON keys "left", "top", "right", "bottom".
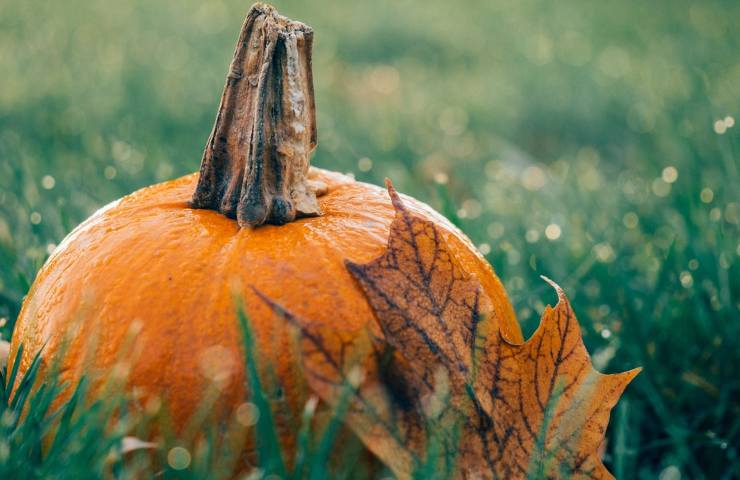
{"left": 9, "top": 167, "right": 522, "bottom": 443}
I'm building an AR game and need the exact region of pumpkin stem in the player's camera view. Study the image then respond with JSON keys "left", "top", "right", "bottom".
{"left": 192, "top": 3, "right": 321, "bottom": 227}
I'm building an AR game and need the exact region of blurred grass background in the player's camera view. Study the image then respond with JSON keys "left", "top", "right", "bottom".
{"left": 0, "top": 0, "right": 738, "bottom": 477}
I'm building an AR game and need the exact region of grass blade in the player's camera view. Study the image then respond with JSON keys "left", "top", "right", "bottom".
{"left": 236, "top": 302, "right": 287, "bottom": 478}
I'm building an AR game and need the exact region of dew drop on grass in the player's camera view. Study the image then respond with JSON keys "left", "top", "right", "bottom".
{"left": 167, "top": 446, "right": 191, "bottom": 470}
{"left": 521, "top": 165, "right": 547, "bottom": 191}
{"left": 545, "top": 223, "right": 562, "bottom": 240}
{"left": 661, "top": 166, "right": 678, "bottom": 183}
{"left": 433, "top": 172, "right": 449, "bottom": 184}
{"left": 145, "top": 396, "right": 162, "bottom": 416}
{"left": 357, "top": 157, "right": 373, "bottom": 172}
{"left": 235, "top": 402, "right": 260, "bottom": 427}
{"left": 622, "top": 212, "right": 639, "bottom": 228}
{"left": 487, "top": 222, "right": 505, "bottom": 239}
{"left": 659, "top": 465, "right": 681, "bottom": 480}
{"left": 709, "top": 208, "right": 721, "bottom": 221}
{"left": 713, "top": 119, "right": 727, "bottom": 135}
{"left": 41, "top": 175, "right": 56, "bottom": 189}
{"left": 651, "top": 178, "right": 671, "bottom": 197}
{"left": 525, "top": 229, "right": 540, "bottom": 243}
{"left": 593, "top": 243, "right": 615, "bottom": 263}
{"left": 1, "top": 412, "right": 17, "bottom": 428}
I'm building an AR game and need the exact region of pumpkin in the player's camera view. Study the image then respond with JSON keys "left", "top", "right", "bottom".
{"left": 9, "top": 3, "right": 521, "bottom": 454}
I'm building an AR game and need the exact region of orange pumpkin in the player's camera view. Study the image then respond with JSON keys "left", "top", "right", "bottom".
{"left": 9, "top": 3, "right": 521, "bottom": 453}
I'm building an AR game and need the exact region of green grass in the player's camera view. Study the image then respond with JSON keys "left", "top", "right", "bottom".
{"left": 0, "top": 0, "right": 738, "bottom": 478}
{"left": 0, "top": 310, "right": 376, "bottom": 479}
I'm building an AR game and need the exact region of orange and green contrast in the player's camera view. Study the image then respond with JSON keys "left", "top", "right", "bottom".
{"left": 9, "top": 3, "right": 638, "bottom": 479}
{"left": 9, "top": 2, "right": 519, "bottom": 461}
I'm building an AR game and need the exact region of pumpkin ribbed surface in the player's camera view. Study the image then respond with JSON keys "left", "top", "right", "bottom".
{"left": 10, "top": 168, "right": 521, "bottom": 435}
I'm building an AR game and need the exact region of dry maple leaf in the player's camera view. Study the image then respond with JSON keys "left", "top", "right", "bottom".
{"left": 257, "top": 180, "right": 640, "bottom": 479}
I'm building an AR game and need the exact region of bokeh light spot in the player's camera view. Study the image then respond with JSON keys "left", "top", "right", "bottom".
{"left": 167, "top": 446, "right": 191, "bottom": 471}
{"left": 433, "top": 172, "right": 449, "bottom": 185}
{"left": 661, "top": 166, "right": 678, "bottom": 183}
{"left": 521, "top": 165, "right": 547, "bottom": 191}
{"left": 236, "top": 402, "right": 260, "bottom": 427}
{"left": 357, "top": 157, "right": 373, "bottom": 172}
{"left": 622, "top": 212, "right": 639, "bottom": 229}
{"left": 487, "top": 222, "right": 504, "bottom": 239}
{"left": 594, "top": 243, "right": 615, "bottom": 262}
{"left": 545, "top": 224, "right": 561, "bottom": 240}
{"left": 713, "top": 119, "right": 727, "bottom": 134}
{"left": 709, "top": 208, "right": 721, "bottom": 221}
{"left": 651, "top": 178, "right": 671, "bottom": 197}
{"left": 41, "top": 175, "right": 56, "bottom": 190}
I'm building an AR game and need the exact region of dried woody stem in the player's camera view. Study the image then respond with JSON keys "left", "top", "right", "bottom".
{"left": 192, "top": 3, "right": 321, "bottom": 227}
